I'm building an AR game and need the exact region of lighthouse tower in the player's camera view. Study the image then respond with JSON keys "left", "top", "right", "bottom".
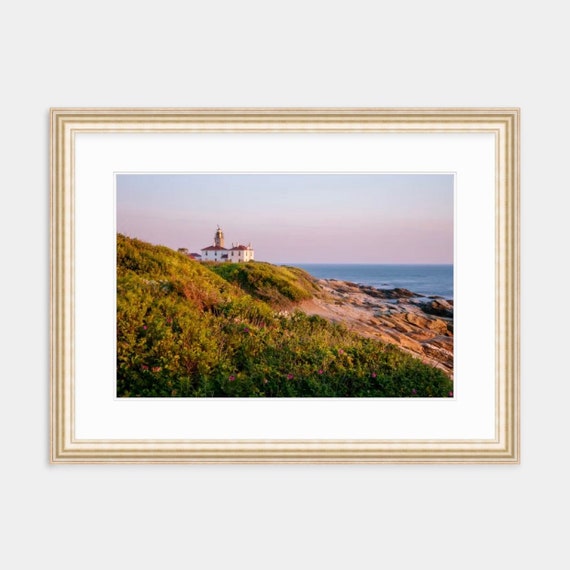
{"left": 214, "top": 225, "right": 225, "bottom": 248}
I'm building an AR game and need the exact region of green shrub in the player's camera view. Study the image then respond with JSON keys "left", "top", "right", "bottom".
{"left": 210, "top": 261, "right": 317, "bottom": 306}
{"left": 117, "top": 234, "right": 453, "bottom": 398}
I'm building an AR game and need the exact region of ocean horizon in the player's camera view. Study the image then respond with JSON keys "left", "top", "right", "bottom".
{"left": 285, "top": 263, "right": 453, "bottom": 300}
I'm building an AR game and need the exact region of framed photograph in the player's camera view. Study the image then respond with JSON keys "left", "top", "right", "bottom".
{"left": 50, "top": 108, "right": 519, "bottom": 463}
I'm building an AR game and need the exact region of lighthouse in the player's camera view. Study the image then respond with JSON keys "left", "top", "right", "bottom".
{"left": 200, "top": 225, "right": 254, "bottom": 262}
{"left": 214, "top": 225, "right": 225, "bottom": 248}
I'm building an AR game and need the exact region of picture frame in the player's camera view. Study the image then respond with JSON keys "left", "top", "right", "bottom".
{"left": 50, "top": 108, "right": 519, "bottom": 463}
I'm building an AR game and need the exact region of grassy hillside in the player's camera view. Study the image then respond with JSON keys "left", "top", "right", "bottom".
{"left": 117, "top": 234, "right": 453, "bottom": 397}
{"left": 210, "top": 261, "right": 320, "bottom": 307}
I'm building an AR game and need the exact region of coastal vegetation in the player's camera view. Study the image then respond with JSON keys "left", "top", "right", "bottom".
{"left": 209, "top": 261, "right": 319, "bottom": 306}
{"left": 117, "top": 234, "right": 453, "bottom": 398}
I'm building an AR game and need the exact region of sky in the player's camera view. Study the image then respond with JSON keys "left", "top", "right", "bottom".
{"left": 116, "top": 173, "right": 454, "bottom": 264}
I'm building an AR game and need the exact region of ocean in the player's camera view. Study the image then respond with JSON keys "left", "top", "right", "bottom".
{"left": 292, "top": 264, "right": 453, "bottom": 300}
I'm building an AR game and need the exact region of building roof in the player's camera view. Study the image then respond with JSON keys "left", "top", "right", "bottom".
{"left": 201, "top": 245, "right": 228, "bottom": 251}
{"left": 230, "top": 245, "right": 252, "bottom": 251}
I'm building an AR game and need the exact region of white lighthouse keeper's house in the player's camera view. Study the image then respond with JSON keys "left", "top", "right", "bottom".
{"left": 200, "top": 226, "right": 254, "bottom": 262}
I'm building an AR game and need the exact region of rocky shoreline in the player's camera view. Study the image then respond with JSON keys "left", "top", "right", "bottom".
{"left": 298, "top": 278, "right": 454, "bottom": 378}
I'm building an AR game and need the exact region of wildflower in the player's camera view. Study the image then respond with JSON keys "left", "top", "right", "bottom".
{"left": 338, "top": 349, "right": 344, "bottom": 355}
{"left": 263, "top": 378, "right": 268, "bottom": 384}
{"left": 166, "top": 317, "right": 173, "bottom": 324}
{"left": 152, "top": 366, "right": 162, "bottom": 373}
{"left": 318, "top": 369, "right": 324, "bottom": 375}
{"left": 287, "top": 373, "right": 294, "bottom": 380}
{"left": 412, "top": 388, "right": 417, "bottom": 395}
{"left": 142, "top": 325, "right": 147, "bottom": 330}
{"left": 141, "top": 365, "right": 149, "bottom": 371}
{"left": 449, "top": 391, "right": 453, "bottom": 397}
{"left": 229, "top": 375, "right": 235, "bottom": 382}
{"left": 243, "top": 327, "right": 250, "bottom": 333}
{"left": 371, "top": 372, "right": 377, "bottom": 378}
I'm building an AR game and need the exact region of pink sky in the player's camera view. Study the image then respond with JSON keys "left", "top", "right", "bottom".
{"left": 117, "top": 173, "right": 454, "bottom": 264}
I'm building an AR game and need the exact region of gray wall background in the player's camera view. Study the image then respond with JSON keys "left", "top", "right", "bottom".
{"left": 1, "top": 1, "right": 566, "bottom": 568}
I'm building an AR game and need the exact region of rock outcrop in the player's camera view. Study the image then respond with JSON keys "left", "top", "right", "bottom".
{"left": 298, "top": 279, "right": 454, "bottom": 378}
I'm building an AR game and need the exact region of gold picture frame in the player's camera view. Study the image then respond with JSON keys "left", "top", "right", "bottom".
{"left": 50, "top": 108, "right": 519, "bottom": 463}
